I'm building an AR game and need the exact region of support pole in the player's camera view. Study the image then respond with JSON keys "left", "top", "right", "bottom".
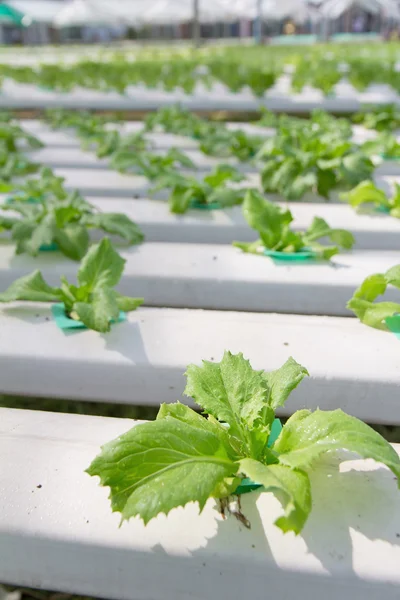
{"left": 193, "top": 0, "right": 200, "bottom": 47}
{"left": 254, "top": 0, "right": 262, "bottom": 44}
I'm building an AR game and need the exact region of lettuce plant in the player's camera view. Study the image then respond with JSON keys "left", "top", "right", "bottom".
{"left": 0, "top": 121, "right": 43, "bottom": 152}
{"left": 258, "top": 124, "right": 373, "bottom": 200}
{"left": 199, "top": 129, "right": 263, "bottom": 162}
{"left": 347, "top": 264, "right": 400, "bottom": 330}
{"left": 144, "top": 105, "right": 263, "bottom": 161}
{"left": 1, "top": 167, "right": 68, "bottom": 203}
{"left": 0, "top": 191, "right": 144, "bottom": 260}
{"left": 153, "top": 165, "right": 246, "bottom": 214}
{"left": 0, "top": 238, "right": 143, "bottom": 333}
{"left": 87, "top": 351, "right": 400, "bottom": 532}
{"left": 353, "top": 104, "right": 400, "bottom": 131}
{"left": 95, "top": 130, "right": 150, "bottom": 159}
{"left": 257, "top": 108, "right": 352, "bottom": 141}
{"left": 111, "top": 147, "right": 195, "bottom": 178}
{"left": 361, "top": 132, "right": 400, "bottom": 160}
{"left": 340, "top": 181, "right": 400, "bottom": 218}
{"left": 234, "top": 190, "right": 354, "bottom": 259}
{"left": 0, "top": 150, "right": 39, "bottom": 181}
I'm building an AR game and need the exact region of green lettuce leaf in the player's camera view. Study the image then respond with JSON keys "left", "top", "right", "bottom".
{"left": 262, "top": 357, "right": 309, "bottom": 411}
{"left": 184, "top": 351, "right": 271, "bottom": 452}
{"left": 77, "top": 238, "right": 125, "bottom": 292}
{"left": 242, "top": 189, "right": 293, "bottom": 249}
{"left": 347, "top": 265, "right": 400, "bottom": 329}
{"left": 54, "top": 224, "right": 89, "bottom": 261}
{"left": 340, "top": 180, "right": 389, "bottom": 210}
{"left": 74, "top": 287, "right": 120, "bottom": 333}
{"left": 347, "top": 298, "right": 400, "bottom": 329}
{"left": 0, "top": 270, "right": 62, "bottom": 302}
{"left": 91, "top": 213, "right": 144, "bottom": 244}
{"left": 115, "top": 293, "right": 144, "bottom": 312}
{"left": 303, "top": 216, "right": 355, "bottom": 252}
{"left": 273, "top": 408, "right": 400, "bottom": 482}
{"left": 86, "top": 408, "right": 237, "bottom": 524}
{"left": 240, "top": 458, "right": 311, "bottom": 534}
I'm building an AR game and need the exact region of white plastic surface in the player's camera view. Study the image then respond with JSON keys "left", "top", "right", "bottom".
{"left": 1, "top": 80, "right": 399, "bottom": 112}
{"left": 26, "top": 146, "right": 243, "bottom": 171}
{"left": 85, "top": 196, "right": 400, "bottom": 250}
{"left": 47, "top": 166, "right": 394, "bottom": 204}
{"left": 0, "top": 307, "right": 399, "bottom": 422}
{"left": 0, "top": 244, "right": 398, "bottom": 315}
{"left": 1, "top": 408, "right": 400, "bottom": 600}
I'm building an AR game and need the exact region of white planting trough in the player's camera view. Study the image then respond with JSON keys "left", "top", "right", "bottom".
{"left": 1, "top": 408, "right": 400, "bottom": 600}
{"left": 26, "top": 146, "right": 244, "bottom": 172}
{"left": 0, "top": 306, "right": 399, "bottom": 423}
{"left": 1, "top": 93, "right": 400, "bottom": 600}
{"left": 45, "top": 166, "right": 393, "bottom": 203}
{"left": 21, "top": 120, "right": 400, "bottom": 177}
{"left": 0, "top": 244, "right": 397, "bottom": 316}
{"left": 85, "top": 196, "right": 400, "bottom": 250}
{"left": 2, "top": 79, "right": 400, "bottom": 112}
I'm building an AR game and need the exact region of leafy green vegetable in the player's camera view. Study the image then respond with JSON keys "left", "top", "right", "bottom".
{"left": 0, "top": 190, "right": 144, "bottom": 260}
{"left": 144, "top": 104, "right": 263, "bottom": 161}
{"left": 0, "top": 121, "right": 43, "bottom": 152}
{"left": 353, "top": 104, "right": 400, "bottom": 131}
{"left": 152, "top": 165, "right": 246, "bottom": 214}
{"left": 347, "top": 264, "right": 400, "bottom": 329}
{"left": 233, "top": 190, "right": 354, "bottom": 259}
{"left": 257, "top": 118, "right": 373, "bottom": 201}
{"left": 341, "top": 181, "right": 400, "bottom": 218}
{"left": 0, "top": 238, "right": 143, "bottom": 332}
{"left": 3, "top": 167, "right": 68, "bottom": 204}
{"left": 88, "top": 351, "right": 400, "bottom": 532}
{"left": 361, "top": 132, "right": 400, "bottom": 160}
{"left": 111, "top": 146, "right": 195, "bottom": 179}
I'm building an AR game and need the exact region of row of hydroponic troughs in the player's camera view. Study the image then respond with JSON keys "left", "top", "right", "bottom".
{"left": 3, "top": 43, "right": 400, "bottom": 97}
{"left": 1, "top": 107, "right": 400, "bottom": 325}
{"left": 25, "top": 104, "right": 400, "bottom": 213}
{"left": 0, "top": 104, "right": 399, "bottom": 539}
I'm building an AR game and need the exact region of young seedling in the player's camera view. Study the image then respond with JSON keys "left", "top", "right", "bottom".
{"left": 0, "top": 167, "right": 68, "bottom": 203}
{"left": 0, "top": 190, "right": 144, "bottom": 260}
{"left": 144, "top": 105, "right": 262, "bottom": 161}
{"left": 87, "top": 351, "right": 400, "bottom": 532}
{"left": 347, "top": 264, "right": 400, "bottom": 330}
{"left": 111, "top": 147, "right": 195, "bottom": 178}
{"left": 0, "top": 238, "right": 143, "bottom": 333}
{"left": 99, "top": 130, "right": 150, "bottom": 158}
{"left": 340, "top": 181, "right": 400, "bottom": 218}
{"left": 234, "top": 190, "right": 354, "bottom": 259}
{"left": 153, "top": 164, "right": 246, "bottom": 214}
